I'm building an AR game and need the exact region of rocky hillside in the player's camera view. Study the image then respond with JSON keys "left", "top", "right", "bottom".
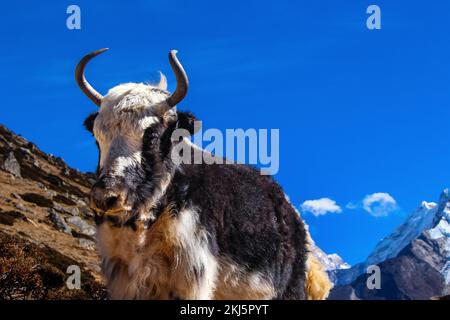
{"left": 330, "top": 190, "right": 450, "bottom": 300}
{"left": 0, "top": 124, "right": 106, "bottom": 299}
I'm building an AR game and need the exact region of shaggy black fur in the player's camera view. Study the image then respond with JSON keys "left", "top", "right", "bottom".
{"left": 169, "top": 162, "right": 308, "bottom": 299}
{"left": 85, "top": 110, "right": 308, "bottom": 300}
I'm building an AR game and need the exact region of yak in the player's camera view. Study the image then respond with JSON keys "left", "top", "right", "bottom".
{"left": 75, "top": 48, "right": 332, "bottom": 300}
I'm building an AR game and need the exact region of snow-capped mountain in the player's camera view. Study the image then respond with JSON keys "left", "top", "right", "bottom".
{"left": 366, "top": 200, "right": 439, "bottom": 266}
{"left": 309, "top": 239, "right": 350, "bottom": 283}
{"left": 331, "top": 189, "right": 450, "bottom": 299}
{"left": 311, "top": 247, "right": 350, "bottom": 272}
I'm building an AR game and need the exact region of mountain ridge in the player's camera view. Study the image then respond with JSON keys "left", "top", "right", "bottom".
{"left": 330, "top": 189, "right": 450, "bottom": 299}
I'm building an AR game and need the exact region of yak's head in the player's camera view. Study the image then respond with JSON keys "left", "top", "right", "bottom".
{"left": 76, "top": 49, "right": 196, "bottom": 221}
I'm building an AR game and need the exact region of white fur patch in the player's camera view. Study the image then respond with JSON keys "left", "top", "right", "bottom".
{"left": 214, "top": 258, "right": 276, "bottom": 300}
{"left": 96, "top": 205, "right": 276, "bottom": 300}
{"left": 97, "top": 206, "right": 218, "bottom": 299}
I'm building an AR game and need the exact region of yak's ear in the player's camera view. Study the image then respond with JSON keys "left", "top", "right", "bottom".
{"left": 84, "top": 112, "right": 98, "bottom": 133}
{"left": 176, "top": 111, "right": 200, "bottom": 135}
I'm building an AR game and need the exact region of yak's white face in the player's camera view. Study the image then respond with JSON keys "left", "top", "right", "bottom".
{"left": 77, "top": 49, "right": 191, "bottom": 217}
{"left": 87, "top": 78, "right": 178, "bottom": 215}
{"left": 94, "top": 80, "right": 172, "bottom": 178}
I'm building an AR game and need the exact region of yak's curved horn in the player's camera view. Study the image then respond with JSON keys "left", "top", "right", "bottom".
{"left": 166, "top": 50, "right": 189, "bottom": 107}
{"left": 75, "top": 48, "right": 109, "bottom": 107}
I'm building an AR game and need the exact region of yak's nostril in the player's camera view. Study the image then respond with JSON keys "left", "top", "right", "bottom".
{"left": 105, "top": 196, "right": 119, "bottom": 210}
{"left": 90, "top": 183, "right": 125, "bottom": 213}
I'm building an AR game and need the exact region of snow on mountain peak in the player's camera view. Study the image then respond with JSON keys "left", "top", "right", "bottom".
{"left": 302, "top": 217, "right": 350, "bottom": 273}
{"left": 365, "top": 192, "right": 446, "bottom": 266}
{"left": 326, "top": 253, "right": 351, "bottom": 270}
{"left": 309, "top": 243, "right": 350, "bottom": 272}
{"left": 420, "top": 201, "right": 437, "bottom": 210}
{"left": 426, "top": 190, "right": 450, "bottom": 242}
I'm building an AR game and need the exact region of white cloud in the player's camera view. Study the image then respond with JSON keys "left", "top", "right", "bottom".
{"left": 362, "top": 192, "right": 397, "bottom": 217}
{"left": 301, "top": 198, "right": 342, "bottom": 217}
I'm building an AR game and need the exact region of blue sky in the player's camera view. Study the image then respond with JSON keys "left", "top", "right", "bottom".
{"left": 1, "top": 1, "right": 450, "bottom": 265}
